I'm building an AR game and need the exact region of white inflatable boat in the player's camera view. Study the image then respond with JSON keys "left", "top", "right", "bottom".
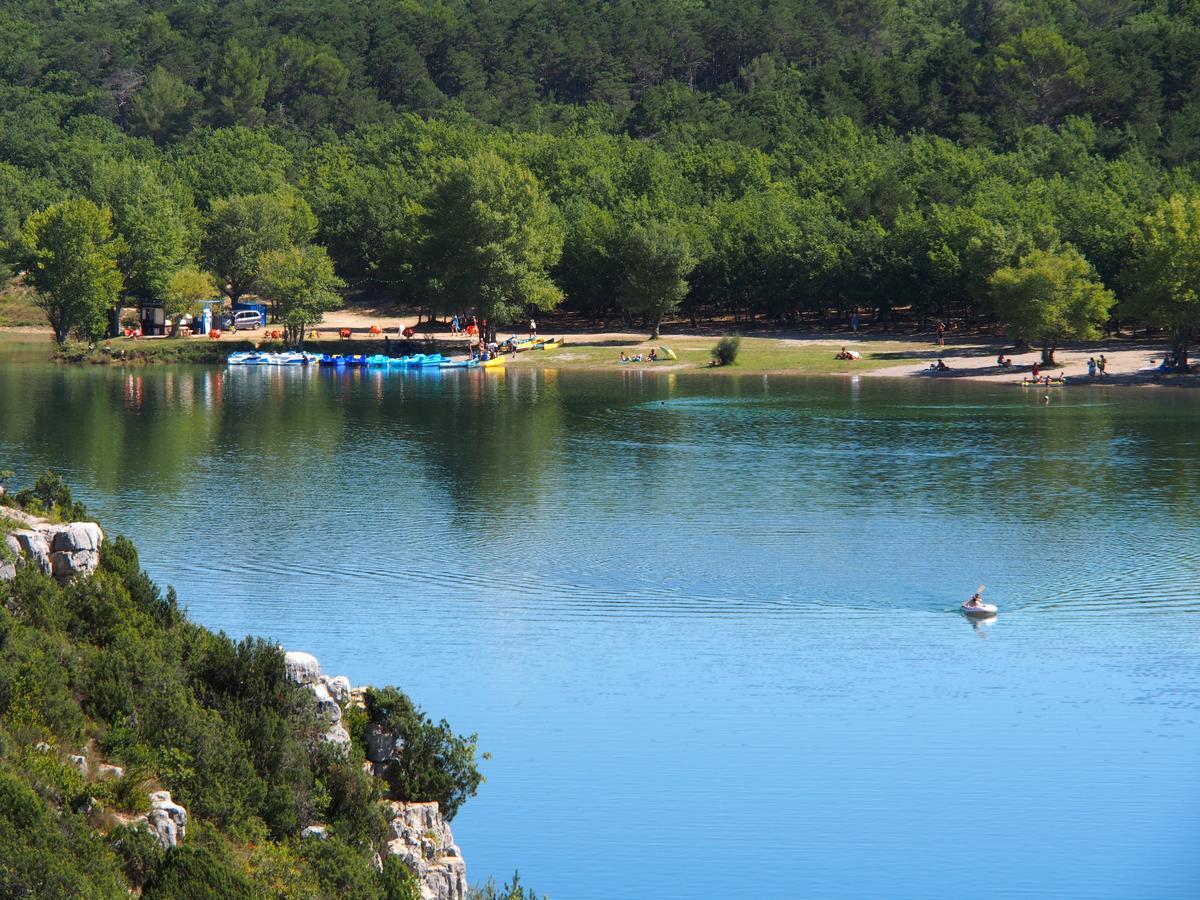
{"left": 961, "top": 601, "right": 998, "bottom": 616}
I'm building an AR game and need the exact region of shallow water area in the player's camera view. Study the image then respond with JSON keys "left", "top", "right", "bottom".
{"left": 2, "top": 347, "right": 1198, "bottom": 898}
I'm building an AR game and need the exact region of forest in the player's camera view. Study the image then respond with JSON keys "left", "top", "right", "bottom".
{"left": 5, "top": 1, "right": 1200, "bottom": 356}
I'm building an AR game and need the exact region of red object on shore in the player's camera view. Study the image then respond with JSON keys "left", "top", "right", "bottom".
{"left": 209, "top": 329, "right": 222, "bottom": 340}
{"left": 340, "top": 328, "right": 352, "bottom": 339}
{"left": 402, "top": 326, "right": 416, "bottom": 338}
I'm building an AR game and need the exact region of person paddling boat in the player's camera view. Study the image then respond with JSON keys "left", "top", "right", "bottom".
{"left": 961, "top": 585, "right": 997, "bottom": 616}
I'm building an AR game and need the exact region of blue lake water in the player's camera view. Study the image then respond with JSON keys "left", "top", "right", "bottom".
{"left": 2, "top": 352, "right": 1198, "bottom": 898}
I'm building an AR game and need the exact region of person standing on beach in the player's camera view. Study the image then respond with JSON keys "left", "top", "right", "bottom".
{"left": 529, "top": 318, "right": 537, "bottom": 338}
{"left": 1099, "top": 354, "right": 1107, "bottom": 377}
{"left": 936, "top": 321, "right": 946, "bottom": 346}
{"left": 1087, "top": 357, "right": 1097, "bottom": 379}
{"left": 451, "top": 314, "right": 460, "bottom": 334}
{"left": 851, "top": 312, "right": 860, "bottom": 333}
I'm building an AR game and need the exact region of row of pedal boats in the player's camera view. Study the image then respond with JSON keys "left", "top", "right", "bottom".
{"left": 227, "top": 351, "right": 505, "bottom": 369}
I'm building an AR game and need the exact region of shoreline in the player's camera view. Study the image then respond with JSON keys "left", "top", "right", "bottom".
{"left": 4, "top": 326, "right": 1195, "bottom": 387}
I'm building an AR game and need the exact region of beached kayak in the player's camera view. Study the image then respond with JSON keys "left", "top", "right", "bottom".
{"left": 961, "top": 602, "right": 998, "bottom": 616}
{"left": 480, "top": 355, "right": 506, "bottom": 368}
{"left": 1019, "top": 379, "right": 1065, "bottom": 386}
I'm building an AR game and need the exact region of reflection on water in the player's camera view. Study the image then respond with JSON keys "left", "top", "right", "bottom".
{"left": 2, "top": 355, "right": 1200, "bottom": 898}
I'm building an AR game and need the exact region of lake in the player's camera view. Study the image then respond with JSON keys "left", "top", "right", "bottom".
{"left": 2, "top": 345, "right": 1198, "bottom": 898}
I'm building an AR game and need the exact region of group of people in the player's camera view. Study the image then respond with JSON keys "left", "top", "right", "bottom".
{"left": 1087, "top": 355, "right": 1108, "bottom": 379}
{"left": 449, "top": 314, "right": 482, "bottom": 336}
{"left": 834, "top": 347, "right": 861, "bottom": 360}
{"left": 996, "top": 354, "right": 1013, "bottom": 368}
{"left": 930, "top": 358, "right": 950, "bottom": 371}
{"left": 619, "top": 349, "right": 660, "bottom": 363}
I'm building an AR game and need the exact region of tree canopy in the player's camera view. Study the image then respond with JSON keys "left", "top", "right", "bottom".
{"left": 6, "top": 1, "right": 1200, "bottom": 343}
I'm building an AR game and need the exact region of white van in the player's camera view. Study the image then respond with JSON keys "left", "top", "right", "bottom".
{"left": 232, "top": 310, "right": 263, "bottom": 331}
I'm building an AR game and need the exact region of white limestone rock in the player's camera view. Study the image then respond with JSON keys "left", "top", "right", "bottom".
{"left": 321, "top": 722, "right": 352, "bottom": 750}
{"left": 96, "top": 763, "right": 124, "bottom": 781}
{"left": 384, "top": 802, "right": 467, "bottom": 900}
{"left": 12, "top": 530, "right": 51, "bottom": 574}
{"left": 284, "top": 651, "right": 322, "bottom": 685}
{"left": 301, "top": 824, "right": 329, "bottom": 840}
{"left": 146, "top": 790, "right": 188, "bottom": 848}
{"left": 321, "top": 674, "right": 351, "bottom": 705}
{"left": 309, "top": 682, "right": 342, "bottom": 723}
{"left": 67, "top": 753, "right": 88, "bottom": 775}
{"left": 50, "top": 522, "right": 103, "bottom": 553}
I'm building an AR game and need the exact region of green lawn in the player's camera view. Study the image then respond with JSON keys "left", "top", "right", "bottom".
{"left": 506, "top": 337, "right": 928, "bottom": 375}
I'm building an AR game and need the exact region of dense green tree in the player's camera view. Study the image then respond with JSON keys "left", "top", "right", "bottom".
{"left": 128, "top": 67, "right": 194, "bottom": 143}
{"left": 17, "top": 199, "right": 125, "bottom": 343}
{"left": 419, "top": 152, "right": 564, "bottom": 328}
{"left": 163, "top": 267, "right": 216, "bottom": 335}
{"left": 615, "top": 218, "right": 697, "bottom": 338}
{"left": 206, "top": 41, "right": 269, "bottom": 129}
{"left": 92, "top": 159, "right": 197, "bottom": 333}
{"left": 990, "top": 246, "right": 1115, "bottom": 364}
{"left": 201, "top": 191, "right": 316, "bottom": 304}
{"left": 257, "top": 244, "right": 345, "bottom": 344}
{"left": 1126, "top": 193, "right": 1200, "bottom": 366}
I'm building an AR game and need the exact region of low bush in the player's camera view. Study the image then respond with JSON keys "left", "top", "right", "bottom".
{"left": 711, "top": 334, "right": 741, "bottom": 366}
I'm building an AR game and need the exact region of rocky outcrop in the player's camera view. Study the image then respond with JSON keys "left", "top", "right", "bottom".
{"left": 284, "top": 649, "right": 352, "bottom": 751}
{"left": 322, "top": 674, "right": 351, "bottom": 705}
{"left": 284, "top": 651, "right": 322, "bottom": 685}
{"left": 2, "top": 518, "right": 103, "bottom": 582}
{"left": 144, "top": 790, "right": 188, "bottom": 849}
{"left": 47, "top": 523, "right": 103, "bottom": 579}
{"left": 282, "top": 649, "right": 471, "bottom": 899}
{"left": 384, "top": 802, "right": 467, "bottom": 900}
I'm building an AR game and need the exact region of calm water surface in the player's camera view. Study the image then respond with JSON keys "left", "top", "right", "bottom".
{"left": 2, "top": 345, "right": 1198, "bottom": 898}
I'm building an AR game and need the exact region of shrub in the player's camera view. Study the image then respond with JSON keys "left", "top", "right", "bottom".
{"left": 301, "top": 835, "right": 384, "bottom": 899}
{"left": 469, "top": 871, "right": 546, "bottom": 900}
{"left": 13, "top": 470, "right": 87, "bottom": 521}
{"left": 364, "top": 687, "right": 483, "bottom": 820}
{"left": 711, "top": 334, "right": 741, "bottom": 366}
{"left": 141, "top": 844, "right": 257, "bottom": 900}
{"left": 109, "top": 822, "right": 165, "bottom": 888}
{"left": 380, "top": 854, "right": 422, "bottom": 900}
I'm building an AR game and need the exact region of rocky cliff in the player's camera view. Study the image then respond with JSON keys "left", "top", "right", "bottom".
{"left": 284, "top": 649, "right": 469, "bottom": 900}
{"left": 1, "top": 501, "right": 103, "bottom": 583}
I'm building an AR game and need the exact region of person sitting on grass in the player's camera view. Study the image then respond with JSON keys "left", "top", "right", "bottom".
{"left": 619, "top": 352, "right": 630, "bottom": 362}
{"left": 997, "top": 354, "right": 1013, "bottom": 368}
{"left": 931, "top": 359, "right": 950, "bottom": 371}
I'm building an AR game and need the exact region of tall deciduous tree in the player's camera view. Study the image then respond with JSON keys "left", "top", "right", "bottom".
{"left": 257, "top": 244, "right": 343, "bottom": 345}
{"left": 93, "top": 159, "right": 197, "bottom": 334}
{"left": 18, "top": 199, "right": 126, "bottom": 343}
{"left": 163, "top": 266, "right": 216, "bottom": 335}
{"left": 1127, "top": 194, "right": 1200, "bottom": 367}
{"left": 419, "top": 152, "right": 564, "bottom": 329}
{"left": 615, "top": 218, "right": 696, "bottom": 339}
{"left": 990, "top": 245, "right": 1114, "bottom": 364}
{"left": 201, "top": 191, "right": 316, "bottom": 305}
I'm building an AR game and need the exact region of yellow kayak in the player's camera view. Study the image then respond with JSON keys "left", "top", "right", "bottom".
{"left": 535, "top": 339, "right": 562, "bottom": 350}
{"left": 480, "top": 355, "right": 506, "bottom": 368}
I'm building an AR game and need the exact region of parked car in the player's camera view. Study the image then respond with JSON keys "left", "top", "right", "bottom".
{"left": 232, "top": 310, "right": 262, "bottom": 331}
